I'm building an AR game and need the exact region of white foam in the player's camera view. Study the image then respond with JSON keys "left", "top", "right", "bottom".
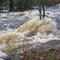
{"left": 30, "top": 33, "right": 59, "bottom": 43}
{"left": 0, "top": 51, "right": 7, "bottom": 58}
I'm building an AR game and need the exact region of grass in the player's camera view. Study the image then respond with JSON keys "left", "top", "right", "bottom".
{"left": 10, "top": 48, "right": 60, "bottom": 60}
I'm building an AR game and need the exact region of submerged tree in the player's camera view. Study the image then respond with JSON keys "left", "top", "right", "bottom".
{"left": 38, "top": 0, "right": 45, "bottom": 19}
{"left": 0, "top": 1, "right": 1, "bottom": 12}
{"left": 0, "top": 0, "right": 3, "bottom": 12}
{"left": 9, "top": 0, "right": 14, "bottom": 11}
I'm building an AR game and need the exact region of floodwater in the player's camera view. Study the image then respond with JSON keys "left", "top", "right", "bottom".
{"left": 0, "top": 4, "right": 60, "bottom": 31}
{"left": 0, "top": 4, "right": 60, "bottom": 60}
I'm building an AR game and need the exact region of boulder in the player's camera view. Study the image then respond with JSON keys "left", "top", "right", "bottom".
{"left": 0, "top": 51, "right": 7, "bottom": 60}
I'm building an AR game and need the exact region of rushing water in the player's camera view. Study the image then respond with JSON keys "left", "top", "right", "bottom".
{"left": 0, "top": 4, "right": 60, "bottom": 60}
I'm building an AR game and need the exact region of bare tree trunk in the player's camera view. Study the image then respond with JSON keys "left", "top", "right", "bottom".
{"left": 1, "top": 3, "right": 3, "bottom": 12}
{"left": 42, "top": 4, "right": 45, "bottom": 18}
{"left": 38, "top": 0, "right": 45, "bottom": 19}
{"left": 39, "top": 5, "right": 41, "bottom": 19}
{"left": 9, "top": 0, "right": 14, "bottom": 11}
{"left": 0, "top": 0, "right": 3, "bottom": 12}
{"left": 0, "top": 3, "right": 1, "bottom": 12}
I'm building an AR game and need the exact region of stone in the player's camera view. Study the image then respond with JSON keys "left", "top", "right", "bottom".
{"left": 0, "top": 51, "right": 7, "bottom": 58}
{"left": 0, "top": 58, "right": 4, "bottom": 60}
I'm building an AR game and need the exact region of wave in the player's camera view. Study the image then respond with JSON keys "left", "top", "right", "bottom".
{"left": 0, "top": 17, "right": 59, "bottom": 52}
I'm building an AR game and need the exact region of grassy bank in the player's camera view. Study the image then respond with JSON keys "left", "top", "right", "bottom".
{"left": 10, "top": 48, "right": 60, "bottom": 60}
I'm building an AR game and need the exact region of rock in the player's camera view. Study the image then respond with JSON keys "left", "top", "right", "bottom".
{"left": 0, "top": 51, "right": 7, "bottom": 58}
{"left": 0, "top": 58, "right": 4, "bottom": 60}
{"left": 0, "top": 51, "right": 7, "bottom": 60}
{"left": 4, "top": 55, "right": 11, "bottom": 60}
{"left": 28, "top": 39, "right": 60, "bottom": 52}
{"left": 0, "top": 51, "right": 11, "bottom": 60}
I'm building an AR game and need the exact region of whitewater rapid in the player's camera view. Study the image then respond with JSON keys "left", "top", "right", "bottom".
{"left": 0, "top": 4, "right": 60, "bottom": 60}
